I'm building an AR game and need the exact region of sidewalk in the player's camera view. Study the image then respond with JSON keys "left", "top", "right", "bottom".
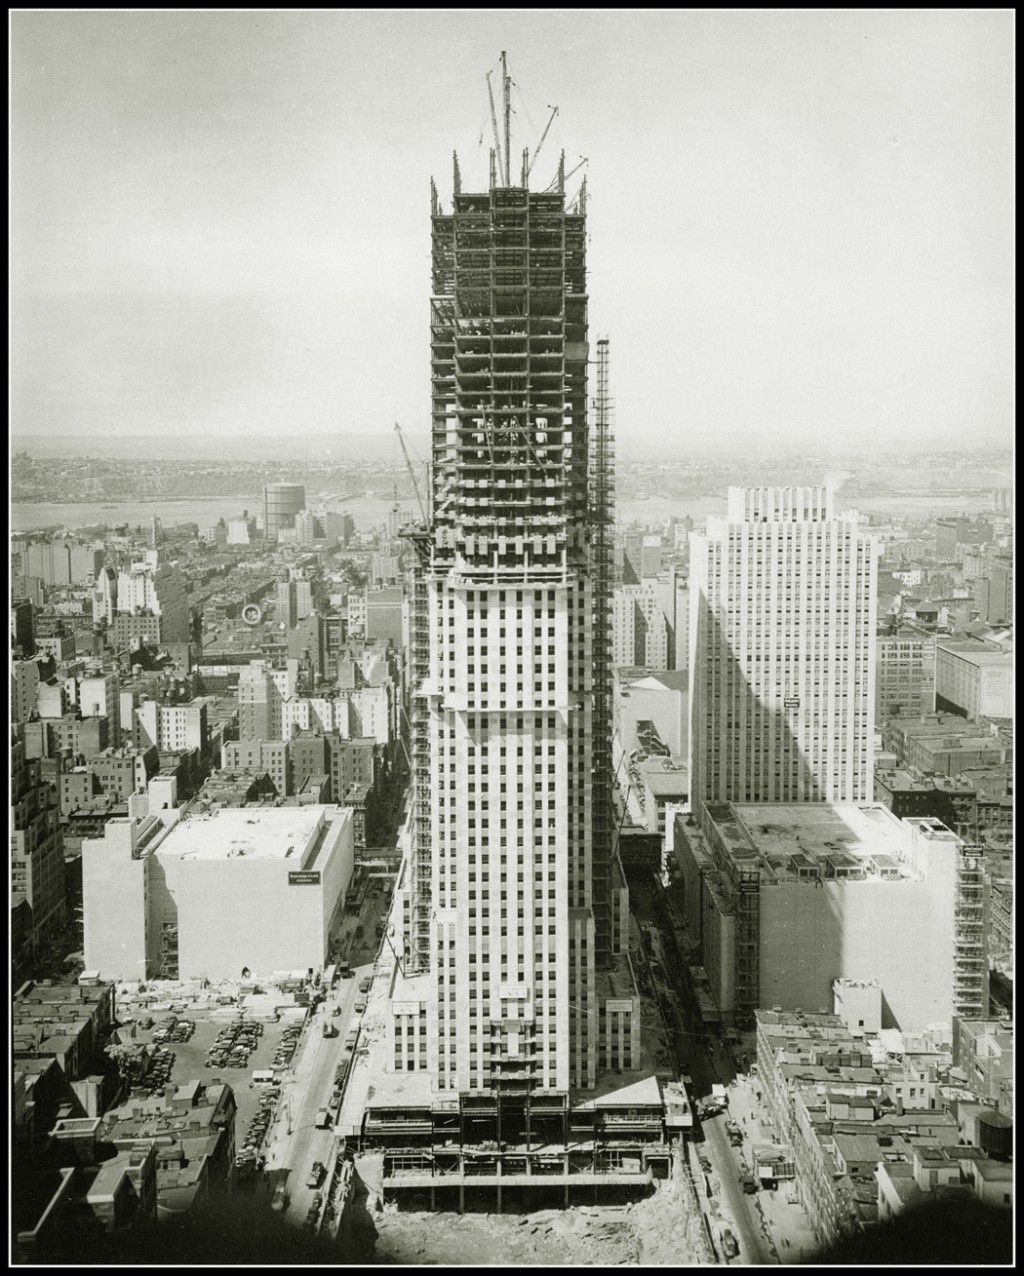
{"left": 726, "top": 1075, "right": 819, "bottom": 1262}
{"left": 262, "top": 1009, "right": 325, "bottom": 1175}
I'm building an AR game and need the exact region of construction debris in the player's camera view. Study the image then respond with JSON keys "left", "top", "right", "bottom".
{"left": 372, "top": 1181, "right": 713, "bottom": 1266}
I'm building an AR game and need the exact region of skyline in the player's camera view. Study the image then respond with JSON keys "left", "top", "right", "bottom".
{"left": 11, "top": 10, "right": 1014, "bottom": 456}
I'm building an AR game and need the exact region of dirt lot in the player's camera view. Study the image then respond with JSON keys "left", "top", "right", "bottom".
{"left": 372, "top": 1182, "right": 713, "bottom": 1266}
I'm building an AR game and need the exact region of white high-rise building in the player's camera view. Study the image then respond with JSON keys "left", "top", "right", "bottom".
{"left": 344, "top": 70, "right": 673, "bottom": 1214}
{"left": 384, "top": 159, "right": 635, "bottom": 1106}
{"left": 689, "top": 486, "right": 878, "bottom": 806}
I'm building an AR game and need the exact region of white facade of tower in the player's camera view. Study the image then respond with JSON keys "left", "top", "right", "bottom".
{"left": 425, "top": 579, "right": 596, "bottom": 1093}
{"left": 689, "top": 486, "right": 878, "bottom": 805}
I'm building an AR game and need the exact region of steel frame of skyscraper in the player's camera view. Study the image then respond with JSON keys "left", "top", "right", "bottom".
{"left": 398, "top": 146, "right": 619, "bottom": 1099}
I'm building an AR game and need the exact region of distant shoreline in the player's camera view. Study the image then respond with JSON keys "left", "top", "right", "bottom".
{"left": 11, "top": 489, "right": 1000, "bottom": 536}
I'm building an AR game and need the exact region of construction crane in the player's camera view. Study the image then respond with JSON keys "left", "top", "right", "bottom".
{"left": 527, "top": 105, "right": 558, "bottom": 180}
{"left": 394, "top": 423, "right": 428, "bottom": 523}
{"left": 547, "top": 155, "right": 587, "bottom": 194}
{"left": 501, "top": 51, "right": 511, "bottom": 188}
{"left": 486, "top": 70, "right": 506, "bottom": 186}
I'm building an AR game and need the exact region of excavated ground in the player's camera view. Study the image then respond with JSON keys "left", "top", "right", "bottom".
{"left": 371, "top": 1180, "right": 713, "bottom": 1266}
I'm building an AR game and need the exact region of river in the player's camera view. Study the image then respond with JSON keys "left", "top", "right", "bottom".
{"left": 11, "top": 494, "right": 403, "bottom": 535}
{"left": 11, "top": 490, "right": 997, "bottom": 536}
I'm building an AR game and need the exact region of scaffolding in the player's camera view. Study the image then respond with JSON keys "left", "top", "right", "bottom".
{"left": 159, "top": 921, "right": 179, "bottom": 981}
{"left": 952, "top": 844, "right": 988, "bottom": 1017}
{"left": 400, "top": 531, "right": 433, "bottom": 972}
{"left": 590, "top": 338, "right": 615, "bottom": 965}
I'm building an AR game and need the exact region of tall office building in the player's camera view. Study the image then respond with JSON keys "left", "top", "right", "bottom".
{"left": 689, "top": 487, "right": 878, "bottom": 806}
{"left": 263, "top": 482, "right": 306, "bottom": 538}
{"left": 383, "top": 131, "right": 635, "bottom": 1108}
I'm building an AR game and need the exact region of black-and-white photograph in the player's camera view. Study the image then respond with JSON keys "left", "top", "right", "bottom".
{"left": 10, "top": 10, "right": 1013, "bottom": 1267}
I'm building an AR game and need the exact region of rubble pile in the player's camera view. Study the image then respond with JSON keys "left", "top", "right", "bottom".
{"left": 629, "top": 1180, "right": 714, "bottom": 1266}
{"left": 373, "top": 1190, "right": 712, "bottom": 1266}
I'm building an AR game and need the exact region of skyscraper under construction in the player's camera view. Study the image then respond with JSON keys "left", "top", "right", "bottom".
{"left": 402, "top": 131, "right": 628, "bottom": 1096}
{"left": 351, "top": 64, "right": 678, "bottom": 1204}
{"left": 356, "top": 69, "right": 670, "bottom": 1199}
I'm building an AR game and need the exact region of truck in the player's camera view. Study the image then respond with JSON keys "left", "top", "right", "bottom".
{"left": 358, "top": 976, "right": 371, "bottom": 994}
{"left": 314, "top": 1109, "right": 331, "bottom": 1130}
{"left": 322, "top": 1022, "right": 338, "bottom": 1037}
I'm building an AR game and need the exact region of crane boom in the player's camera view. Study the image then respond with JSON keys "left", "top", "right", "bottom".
{"left": 527, "top": 105, "right": 558, "bottom": 179}
{"left": 564, "top": 157, "right": 588, "bottom": 183}
{"left": 394, "top": 423, "right": 428, "bottom": 523}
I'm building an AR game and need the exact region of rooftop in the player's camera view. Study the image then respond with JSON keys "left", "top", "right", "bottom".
{"left": 576, "top": 1075, "right": 663, "bottom": 1110}
{"left": 717, "top": 802, "right": 911, "bottom": 881}
{"left": 625, "top": 670, "right": 688, "bottom": 693}
{"left": 637, "top": 756, "right": 688, "bottom": 794}
{"left": 886, "top": 713, "right": 1008, "bottom": 740}
{"left": 156, "top": 805, "right": 342, "bottom": 863}
{"left": 936, "top": 642, "right": 1014, "bottom": 667}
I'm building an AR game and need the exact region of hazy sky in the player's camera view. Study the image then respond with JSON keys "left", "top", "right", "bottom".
{"left": 10, "top": 10, "right": 1014, "bottom": 457}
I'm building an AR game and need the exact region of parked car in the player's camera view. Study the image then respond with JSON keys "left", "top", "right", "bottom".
{"left": 306, "top": 1161, "right": 325, "bottom": 1188}
{"left": 721, "top": 1229, "right": 739, "bottom": 1259}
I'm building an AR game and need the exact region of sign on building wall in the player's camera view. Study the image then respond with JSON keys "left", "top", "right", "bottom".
{"left": 605, "top": 999, "right": 634, "bottom": 1013}
{"left": 288, "top": 871, "right": 321, "bottom": 886}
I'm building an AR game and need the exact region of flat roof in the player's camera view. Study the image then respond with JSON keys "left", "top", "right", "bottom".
{"left": 886, "top": 714, "right": 1004, "bottom": 738}
{"left": 155, "top": 805, "right": 342, "bottom": 862}
{"left": 721, "top": 803, "right": 910, "bottom": 880}
{"left": 88, "top": 1159, "right": 129, "bottom": 1198}
{"left": 576, "top": 1075, "right": 662, "bottom": 1110}
{"left": 639, "top": 758, "right": 689, "bottom": 794}
{"left": 875, "top": 769, "right": 934, "bottom": 792}
{"left": 936, "top": 643, "right": 1013, "bottom": 667}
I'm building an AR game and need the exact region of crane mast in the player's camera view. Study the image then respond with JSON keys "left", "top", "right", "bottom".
{"left": 486, "top": 71, "right": 505, "bottom": 186}
{"left": 501, "top": 50, "right": 511, "bottom": 188}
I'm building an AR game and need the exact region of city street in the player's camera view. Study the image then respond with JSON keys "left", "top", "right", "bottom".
{"left": 263, "top": 964, "right": 369, "bottom": 1225}
{"left": 627, "top": 862, "right": 818, "bottom": 1264}
{"left": 702, "top": 1112, "right": 773, "bottom": 1265}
